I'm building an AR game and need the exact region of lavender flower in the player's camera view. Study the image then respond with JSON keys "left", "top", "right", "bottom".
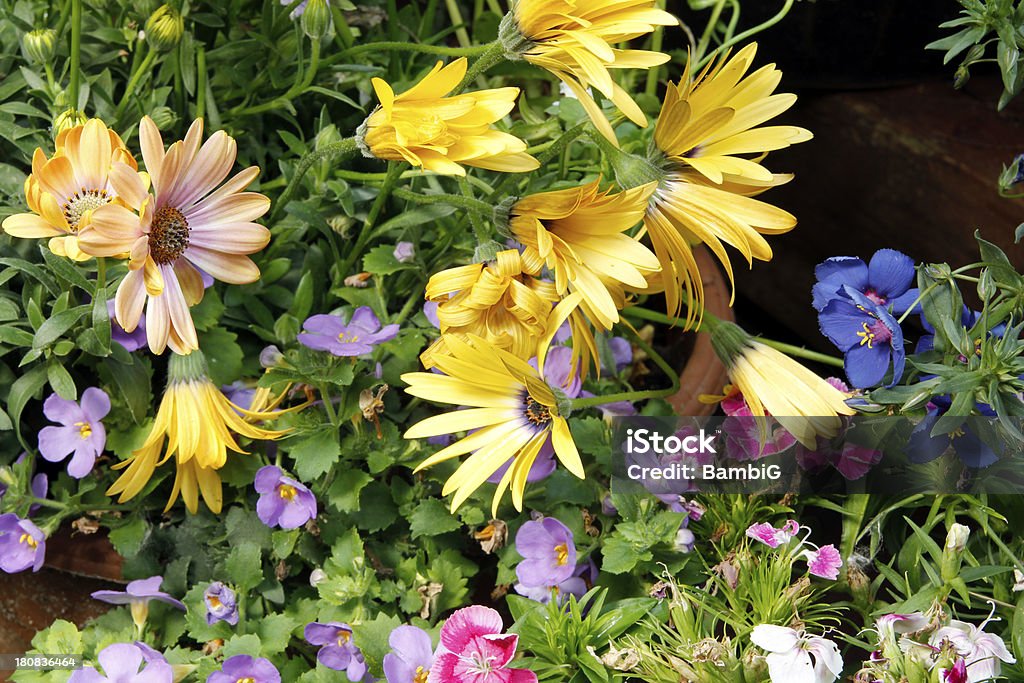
{"left": 394, "top": 242, "right": 415, "bottom": 263}
{"left": 254, "top": 466, "right": 317, "bottom": 529}
{"left": 746, "top": 520, "right": 799, "bottom": 549}
{"left": 422, "top": 301, "right": 440, "bottom": 328}
{"left": 204, "top": 581, "right": 239, "bottom": 626}
{"left": 804, "top": 544, "right": 843, "bottom": 580}
{"left": 107, "top": 300, "right": 147, "bottom": 352}
{"left": 304, "top": 622, "right": 369, "bottom": 680}
{"left": 38, "top": 388, "right": 110, "bottom": 478}
{"left": 383, "top": 625, "right": 434, "bottom": 683}
{"left": 260, "top": 345, "right": 284, "bottom": 368}
{"left": 207, "top": 655, "right": 280, "bottom": 683}
{"left": 69, "top": 642, "right": 172, "bottom": 683}
{"left": 606, "top": 336, "right": 633, "bottom": 372}
{"left": 515, "top": 518, "right": 576, "bottom": 588}
{"left": 0, "top": 513, "right": 45, "bottom": 573}
{"left": 298, "top": 307, "right": 399, "bottom": 356}
{"left": 91, "top": 575, "right": 186, "bottom": 628}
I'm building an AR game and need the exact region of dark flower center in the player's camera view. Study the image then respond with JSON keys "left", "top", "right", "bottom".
{"left": 523, "top": 395, "right": 551, "bottom": 426}
{"left": 863, "top": 288, "right": 887, "bottom": 306}
{"left": 62, "top": 188, "right": 110, "bottom": 232}
{"left": 857, "top": 319, "right": 892, "bottom": 349}
{"left": 149, "top": 206, "right": 190, "bottom": 264}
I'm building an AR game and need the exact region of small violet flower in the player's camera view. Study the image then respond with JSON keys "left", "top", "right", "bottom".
{"left": 515, "top": 517, "right": 576, "bottom": 588}
{"left": 751, "top": 624, "right": 843, "bottom": 683}
{"left": 255, "top": 466, "right": 318, "bottom": 529}
{"left": 91, "top": 575, "right": 186, "bottom": 628}
{"left": 38, "top": 387, "right": 110, "bottom": 478}
{"left": 745, "top": 520, "right": 799, "bottom": 549}
{"left": 0, "top": 513, "right": 45, "bottom": 573}
{"left": 304, "top": 622, "right": 369, "bottom": 681}
{"left": 432, "top": 606, "right": 537, "bottom": 683}
{"left": 819, "top": 286, "right": 905, "bottom": 388}
{"left": 204, "top": 581, "right": 239, "bottom": 626}
{"left": 812, "top": 248, "right": 918, "bottom": 314}
{"left": 803, "top": 544, "right": 843, "bottom": 580}
{"left": 906, "top": 400, "right": 999, "bottom": 469}
{"left": 298, "top": 307, "right": 398, "bottom": 357}
{"left": 69, "top": 642, "right": 172, "bottom": 683}
{"left": 107, "top": 300, "right": 147, "bottom": 352}
{"left": 394, "top": 241, "right": 415, "bottom": 263}
{"left": 383, "top": 625, "right": 434, "bottom": 683}
{"left": 207, "top": 655, "right": 280, "bottom": 683}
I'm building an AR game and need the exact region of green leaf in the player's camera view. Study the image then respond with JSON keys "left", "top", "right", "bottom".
{"left": 326, "top": 469, "right": 373, "bottom": 513}
{"left": 258, "top": 613, "right": 299, "bottom": 655}
{"left": 600, "top": 534, "right": 652, "bottom": 574}
{"left": 409, "top": 498, "right": 463, "bottom": 538}
{"left": 375, "top": 205, "right": 456, "bottom": 232}
{"left": 200, "top": 327, "right": 244, "bottom": 386}
{"left": 46, "top": 360, "right": 76, "bottom": 400}
{"left": 290, "top": 271, "right": 315, "bottom": 321}
{"left": 221, "top": 634, "right": 263, "bottom": 658}
{"left": 350, "top": 480, "right": 398, "bottom": 532}
{"left": 354, "top": 612, "right": 402, "bottom": 674}
{"left": 272, "top": 529, "right": 300, "bottom": 560}
{"left": 225, "top": 542, "right": 264, "bottom": 591}
{"left": 287, "top": 427, "right": 341, "bottom": 481}
{"left": 363, "top": 245, "right": 414, "bottom": 276}
{"left": 8, "top": 363, "right": 48, "bottom": 444}
{"left": 108, "top": 516, "right": 149, "bottom": 557}
{"left": 40, "top": 247, "right": 92, "bottom": 292}
{"left": 32, "top": 305, "right": 90, "bottom": 349}
{"left": 102, "top": 355, "right": 152, "bottom": 424}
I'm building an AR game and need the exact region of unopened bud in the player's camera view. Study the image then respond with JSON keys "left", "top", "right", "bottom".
{"left": 52, "top": 109, "right": 88, "bottom": 139}
{"left": 23, "top": 29, "right": 57, "bottom": 65}
{"left": 953, "top": 64, "right": 970, "bottom": 89}
{"left": 946, "top": 523, "right": 970, "bottom": 552}
{"left": 145, "top": 5, "right": 184, "bottom": 52}
{"left": 309, "top": 568, "right": 327, "bottom": 586}
{"left": 977, "top": 268, "right": 996, "bottom": 301}
{"left": 300, "top": 0, "right": 332, "bottom": 41}
{"left": 148, "top": 105, "right": 177, "bottom": 129}
{"left": 941, "top": 523, "right": 970, "bottom": 582}
{"left": 259, "top": 344, "right": 284, "bottom": 368}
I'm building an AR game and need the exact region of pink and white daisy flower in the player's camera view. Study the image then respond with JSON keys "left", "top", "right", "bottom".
{"left": 79, "top": 117, "right": 270, "bottom": 355}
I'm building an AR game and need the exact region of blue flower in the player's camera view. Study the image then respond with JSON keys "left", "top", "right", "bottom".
{"left": 812, "top": 249, "right": 918, "bottom": 314}
{"left": 906, "top": 399, "right": 999, "bottom": 468}
{"left": 819, "top": 286, "right": 905, "bottom": 388}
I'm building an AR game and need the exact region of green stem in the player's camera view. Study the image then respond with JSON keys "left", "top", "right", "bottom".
{"left": 644, "top": 0, "right": 667, "bottom": 97}
{"left": 269, "top": 137, "right": 360, "bottom": 223}
{"left": 338, "top": 41, "right": 491, "bottom": 59}
{"left": 392, "top": 286, "right": 425, "bottom": 326}
{"left": 339, "top": 162, "right": 403, "bottom": 275}
{"left": 570, "top": 327, "right": 681, "bottom": 410}
{"left": 443, "top": 0, "right": 473, "bottom": 48}
{"left": 458, "top": 176, "right": 491, "bottom": 241}
{"left": 695, "top": 0, "right": 796, "bottom": 72}
{"left": 114, "top": 49, "right": 158, "bottom": 122}
{"left": 749, "top": 337, "right": 845, "bottom": 369}
{"left": 68, "top": 0, "right": 82, "bottom": 110}
{"left": 318, "top": 383, "right": 339, "bottom": 426}
{"left": 487, "top": 121, "right": 588, "bottom": 201}
{"left": 54, "top": 0, "right": 73, "bottom": 38}
{"left": 233, "top": 38, "right": 320, "bottom": 117}
{"left": 692, "top": 0, "right": 727, "bottom": 73}
{"left": 391, "top": 188, "right": 493, "bottom": 215}
{"left": 455, "top": 41, "right": 505, "bottom": 93}
{"left": 196, "top": 45, "right": 207, "bottom": 119}
{"left": 895, "top": 262, "right": 984, "bottom": 324}
{"left": 330, "top": 5, "right": 355, "bottom": 49}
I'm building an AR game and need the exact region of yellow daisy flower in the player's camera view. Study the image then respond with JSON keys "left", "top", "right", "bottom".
{"left": 106, "top": 351, "right": 294, "bottom": 514}
{"left": 709, "top": 318, "right": 855, "bottom": 449}
{"left": 78, "top": 117, "right": 270, "bottom": 355}
{"left": 420, "top": 249, "right": 558, "bottom": 368}
{"left": 507, "top": 179, "right": 660, "bottom": 332}
{"left": 641, "top": 43, "right": 812, "bottom": 324}
{"left": 403, "top": 301, "right": 583, "bottom": 514}
{"left": 1, "top": 118, "right": 138, "bottom": 261}
{"left": 500, "top": 0, "right": 677, "bottom": 142}
{"left": 359, "top": 58, "right": 539, "bottom": 176}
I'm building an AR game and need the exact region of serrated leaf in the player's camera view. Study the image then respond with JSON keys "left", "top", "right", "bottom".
{"left": 363, "top": 245, "right": 414, "bottom": 276}
{"left": 287, "top": 427, "right": 341, "bottom": 481}
{"left": 326, "top": 469, "right": 372, "bottom": 513}
{"left": 225, "top": 542, "right": 264, "bottom": 591}
{"left": 409, "top": 498, "right": 463, "bottom": 538}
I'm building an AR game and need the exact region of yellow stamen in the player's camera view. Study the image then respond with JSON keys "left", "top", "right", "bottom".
{"left": 236, "top": 678, "right": 256, "bottom": 683}
{"left": 76, "top": 421, "right": 92, "bottom": 439}
{"left": 208, "top": 595, "right": 222, "bottom": 609}
{"left": 554, "top": 542, "right": 569, "bottom": 566}
{"left": 413, "top": 666, "right": 429, "bottom": 683}
{"left": 338, "top": 332, "right": 360, "bottom": 343}
{"left": 278, "top": 484, "right": 297, "bottom": 501}
{"left": 337, "top": 630, "right": 351, "bottom": 647}
{"left": 856, "top": 322, "right": 875, "bottom": 349}
{"left": 19, "top": 533, "right": 37, "bottom": 549}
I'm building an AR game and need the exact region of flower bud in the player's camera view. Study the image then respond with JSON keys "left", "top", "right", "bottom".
{"left": 941, "top": 523, "right": 970, "bottom": 582}
{"left": 23, "top": 29, "right": 57, "bottom": 65}
{"left": 309, "top": 568, "right": 327, "bottom": 586}
{"left": 977, "top": 267, "right": 996, "bottom": 301}
{"left": 999, "top": 153, "right": 1024, "bottom": 192}
{"left": 953, "top": 64, "right": 970, "bottom": 89}
{"left": 51, "top": 108, "right": 88, "bottom": 139}
{"left": 259, "top": 344, "right": 284, "bottom": 368}
{"left": 145, "top": 5, "right": 184, "bottom": 52}
{"left": 945, "top": 523, "right": 970, "bottom": 552}
{"left": 301, "top": 0, "right": 333, "bottom": 41}
{"left": 148, "top": 105, "right": 177, "bottom": 129}
{"left": 393, "top": 241, "right": 415, "bottom": 263}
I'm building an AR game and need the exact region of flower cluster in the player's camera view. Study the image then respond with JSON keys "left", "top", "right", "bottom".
{"left": 746, "top": 519, "right": 843, "bottom": 581}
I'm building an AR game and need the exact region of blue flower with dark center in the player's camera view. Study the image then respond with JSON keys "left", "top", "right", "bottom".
{"left": 819, "top": 286, "right": 905, "bottom": 388}
{"left": 906, "top": 398, "right": 999, "bottom": 469}
{"left": 813, "top": 248, "right": 918, "bottom": 314}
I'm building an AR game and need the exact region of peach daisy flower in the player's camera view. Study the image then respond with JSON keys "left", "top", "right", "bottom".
{"left": 1, "top": 118, "right": 138, "bottom": 261}
{"left": 79, "top": 117, "right": 270, "bottom": 355}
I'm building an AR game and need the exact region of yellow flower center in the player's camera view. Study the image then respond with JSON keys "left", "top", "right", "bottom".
{"left": 337, "top": 630, "right": 351, "bottom": 647}
{"left": 76, "top": 421, "right": 92, "bottom": 439}
{"left": 149, "top": 206, "right": 190, "bottom": 264}
{"left": 236, "top": 678, "right": 256, "bottom": 683}
{"left": 62, "top": 188, "right": 110, "bottom": 232}
{"left": 338, "top": 331, "right": 360, "bottom": 343}
{"left": 856, "top": 322, "right": 876, "bottom": 349}
{"left": 19, "top": 533, "right": 37, "bottom": 549}
{"left": 208, "top": 595, "right": 222, "bottom": 609}
{"left": 278, "top": 484, "right": 297, "bottom": 501}
{"left": 523, "top": 394, "right": 551, "bottom": 426}
{"left": 554, "top": 542, "right": 569, "bottom": 566}
{"left": 413, "top": 666, "right": 429, "bottom": 683}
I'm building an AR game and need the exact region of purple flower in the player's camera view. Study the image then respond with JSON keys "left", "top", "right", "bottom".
{"left": 383, "top": 625, "right": 434, "bottom": 683}
{"left": 204, "top": 581, "right": 239, "bottom": 626}
{"left": 515, "top": 518, "right": 576, "bottom": 589}
{"left": 260, "top": 345, "right": 284, "bottom": 368}
{"left": 38, "top": 387, "right": 110, "bottom": 478}
{"left": 222, "top": 381, "right": 257, "bottom": 412}
{"left": 254, "top": 466, "right": 317, "bottom": 529}
{"left": 819, "top": 286, "right": 905, "bottom": 388}
{"left": 941, "top": 657, "right": 968, "bottom": 683}
{"left": 394, "top": 242, "right": 415, "bottom": 263}
{"left": 304, "top": 622, "right": 369, "bottom": 680}
{"left": 69, "top": 642, "right": 172, "bottom": 683}
{"left": 606, "top": 337, "right": 632, "bottom": 372}
{"left": 0, "top": 513, "right": 45, "bottom": 573}
{"left": 207, "top": 655, "right": 280, "bottom": 683}
{"left": 746, "top": 521, "right": 799, "bottom": 549}
{"left": 812, "top": 248, "right": 918, "bottom": 314}
{"left": 107, "top": 300, "right": 147, "bottom": 352}
{"left": 91, "top": 575, "right": 186, "bottom": 628}
{"left": 804, "top": 544, "right": 842, "bottom": 580}
{"left": 299, "top": 307, "right": 399, "bottom": 356}
{"left": 580, "top": 392, "right": 637, "bottom": 419}
{"left": 281, "top": 0, "right": 329, "bottom": 19}
{"left": 422, "top": 301, "right": 440, "bottom": 328}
